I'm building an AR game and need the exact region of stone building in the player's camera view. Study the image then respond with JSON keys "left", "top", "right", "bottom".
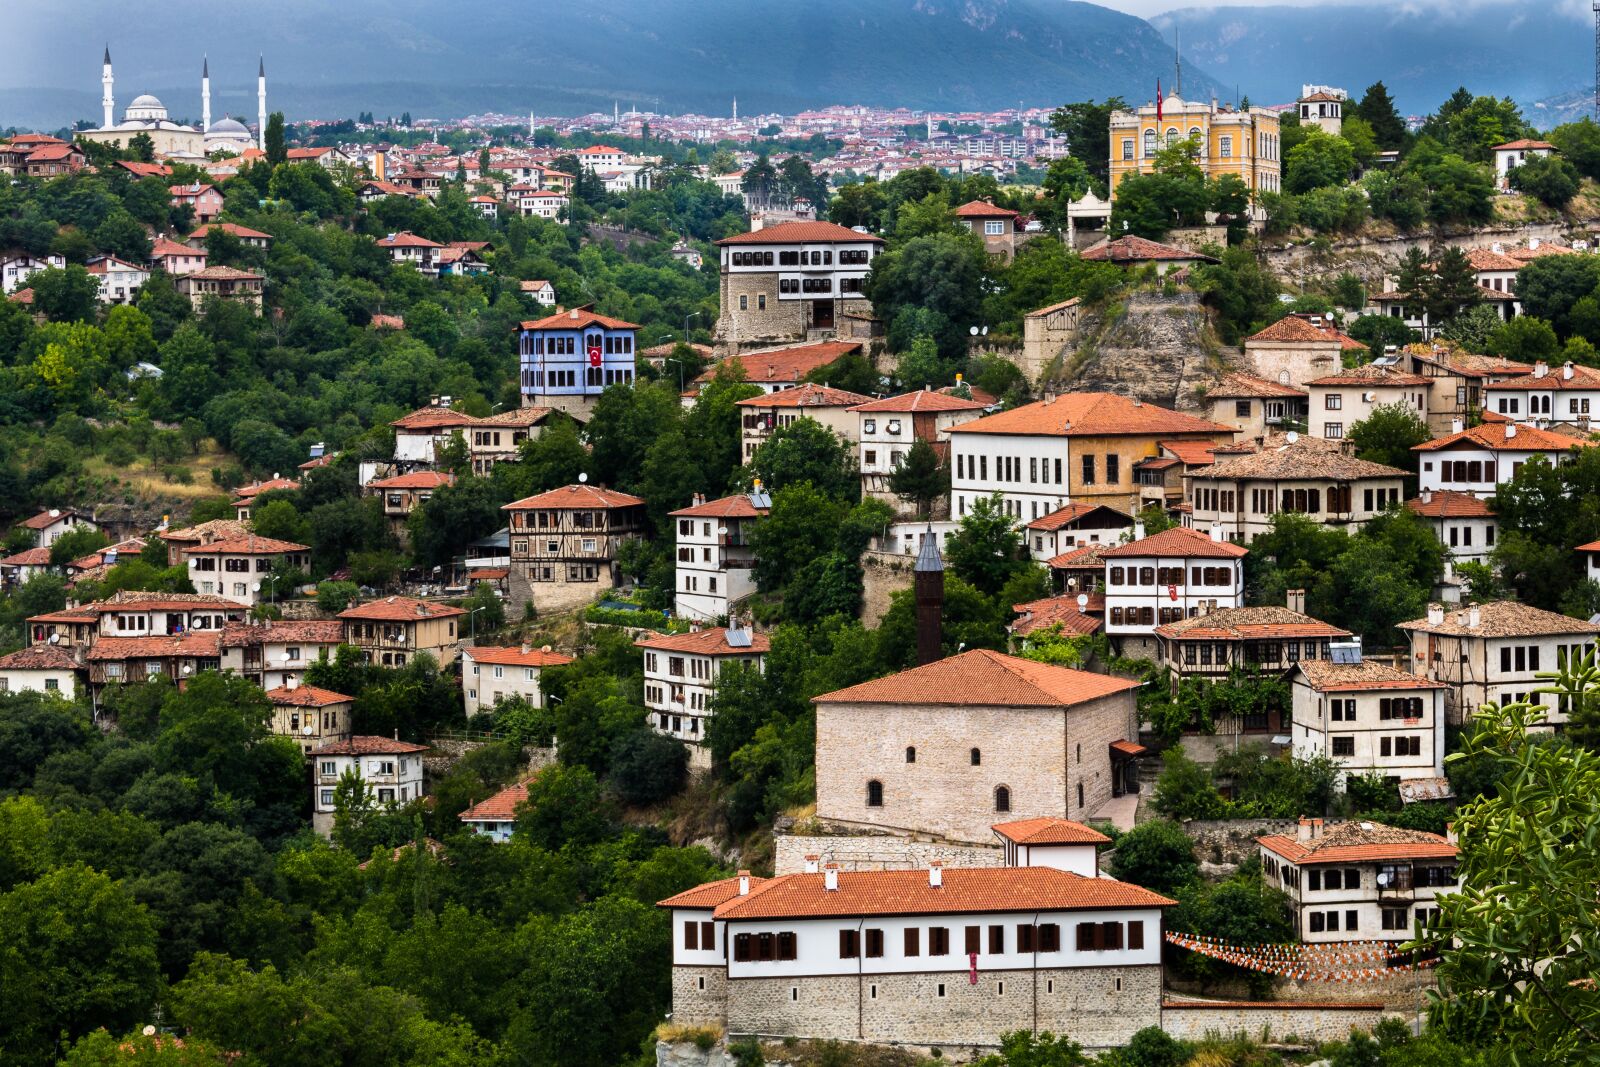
{"left": 176, "top": 266, "right": 264, "bottom": 314}
{"left": 1202, "top": 373, "right": 1308, "bottom": 439}
{"left": 659, "top": 860, "right": 1172, "bottom": 1049}
{"left": 713, "top": 221, "right": 882, "bottom": 353}
{"left": 502, "top": 484, "right": 648, "bottom": 614}
{"left": 1020, "top": 298, "right": 1081, "bottom": 383}
{"left": 814, "top": 649, "right": 1142, "bottom": 843}
{"left": 1245, "top": 314, "right": 1364, "bottom": 390}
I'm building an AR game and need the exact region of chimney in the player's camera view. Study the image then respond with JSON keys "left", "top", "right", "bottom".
{"left": 1505, "top": 423, "right": 1517, "bottom": 440}
{"left": 1451, "top": 418, "right": 1464, "bottom": 434}
{"left": 823, "top": 863, "right": 840, "bottom": 891}
{"left": 1133, "top": 520, "right": 1147, "bottom": 541}
{"left": 1534, "top": 361, "right": 1549, "bottom": 379}
{"left": 1468, "top": 605, "right": 1482, "bottom": 629}
{"left": 1445, "top": 823, "right": 1457, "bottom": 846}
{"left": 520, "top": 642, "right": 530, "bottom": 655}
{"left": 929, "top": 861, "right": 943, "bottom": 888}
{"left": 1529, "top": 237, "right": 1542, "bottom": 251}
{"left": 1564, "top": 362, "right": 1575, "bottom": 380}
{"left": 1491, "top": 242, "right": 1503, "bottom": 254}
{"left": 737, "top": 870, "right": 751, "bottom": 895}
{"left": 1421, "top": 490, "right": 1433, "bottom": 504}
{"left": 1428, "top": 604, "right": 1445, "bottom": 626}
{"left": 1286, "top": 588, "right": 1306, "bottom": 615}
{"left": 1297, "top": 817, "right": 1324, "bottom": 843}
{"left": 803, "top": 854, "right": 820, "bottom": 874}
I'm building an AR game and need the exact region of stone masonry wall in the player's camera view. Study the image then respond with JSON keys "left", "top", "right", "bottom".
{"left": 859, "top": 551, "right": 915, "bottom": 628}
{"left": 715, "top": 273, "right": 805, "bottom": 351}
{"left": 1161, "top": 1001, "right": 1386, "bottom": 1044}
{"left": 726, "top": 965, "right": 1161, "bottom": 1050}
{"left": 672, "top": 965, "right": 728, "bottom": 1027}
{"left": 774, "top": 830, "right": 1003, "bottom": 876}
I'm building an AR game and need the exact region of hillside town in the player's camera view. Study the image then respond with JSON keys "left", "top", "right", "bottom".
{"left": 0, "top": 34, "right": 1598, "bottom": 1067}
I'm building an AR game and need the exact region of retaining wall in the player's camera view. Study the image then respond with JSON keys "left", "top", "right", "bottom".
{"left": 1160, "top": 1000, "right": 1387, "bottom": 1043}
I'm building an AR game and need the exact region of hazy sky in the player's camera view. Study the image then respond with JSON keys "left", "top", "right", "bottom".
{"left": 1105, "top": 0, "right": 1592, "bottom": 16}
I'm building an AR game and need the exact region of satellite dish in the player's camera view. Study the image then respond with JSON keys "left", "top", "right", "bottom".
{"left": 251, "top": 582, "right": 261, "bottom": 592}
{"left": 182, "top": 664, "right": 193, "bottom": 675}
{"left": 716, "top": 527, "right": 729, "bottom": 536}
{"left": 541, "top": 644, "right": 552, "bottom": 653}
{"left": 302, "top": 725, "right": 314, "bottom": 736}
{"left": 188, "top": 558, "right": 198, "bottom": 567}
{"left": 578, "top": 472, "right": 589, "bottom": 483}
{"left": 969, "top": 326, "right": 979, "bottom": 336}
{"left": 1076, "top": 593, "right": 1088, "bottom": 611}
{"left": 1285, "top": 431, "right": 1300, "bottom": 444}
{"left": 47, "top": 633, "right": 59, "bottom": 644}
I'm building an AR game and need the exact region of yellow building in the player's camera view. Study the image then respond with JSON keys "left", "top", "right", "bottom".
{"left": 1108, "top": 93, "right": 1281, "bottom": 200}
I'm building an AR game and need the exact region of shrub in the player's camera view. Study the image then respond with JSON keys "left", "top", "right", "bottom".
{"left": 607, "top": 729, "right": 689, "bottom": 807}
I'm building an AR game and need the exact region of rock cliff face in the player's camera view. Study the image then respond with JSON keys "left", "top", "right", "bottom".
{"left": 1047, "top": 291, "right": 1243, "bottom": 413}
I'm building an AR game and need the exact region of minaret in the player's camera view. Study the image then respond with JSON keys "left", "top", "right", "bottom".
{"left": 101, "top": 46, "right": 114, "bottom": 129}
{"left": 913, "top": 526, "right": 945, "bottom": 667}
{"left": 201, "top": 55, "right": 211, "bottom": 134}
{"left": 257, "top": 56, "right": 267, "bottom": 151}
{"left": 528, "top": 110, "right": 535, "bottom": 137}
{"left": 732, "top": 97, "right": 738, "bottom": 121}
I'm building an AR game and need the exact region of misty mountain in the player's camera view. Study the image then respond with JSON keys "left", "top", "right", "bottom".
{"left": 1153, "top": 2, "right": 1592, "bottom": 119}
{"left": 0, "top": 0, "right": 1218, "bottom": 129}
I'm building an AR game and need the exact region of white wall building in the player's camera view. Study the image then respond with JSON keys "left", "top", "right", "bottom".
{"left": 1483, "top": 361, "right": 1600, "bottom": 427}
{"left": 85, "top": 255, "right": 150, "bottom": 305}
{"left": 184, "top": 535, "right": 310, "bottom": 606}
{"left": 1291, "top": 657, "right": 1447, "bottom": 782}
{"left": 1491, "top": 138, "right": 1555, "bottom": 188}
{"left": 640, "top": 624, "right": 768, "bottom": 769}
{"left": 1099, "top": 527, "right": 1247, "bottom": 651}
{"left": 851, "top": 390, "right": 986, "bottom": 505}
{"left": 1304, "top": 364, "right": 1431, "bottom": 441}
{"left": 462, "top": 644, "right": 573, "bottom": 717}
{"left": 1404, "top": 491, "right": 1497, "bottom": 590}
{"left": 1024, "top": 504, "right": 1133, "bottom": 561}
{"left": 1413, "top": 421, "right": 1590, "bottom": 499}
{"left": 1, "top": 252, "right": 65, "bottom": 294}
{"left": 671, "top": 491, "right": 770, "bottom": 622}
{"left": 458, "top": 777, "right": 535, "bottom": 842}
{"left": 0, "top": 646, "right": 79, "bottom": 699}
{"left": 310, "top": 736, "right": 428, "bottom": 836}
{"left": 737, "top": 384, "right": 867, "bottom": 463}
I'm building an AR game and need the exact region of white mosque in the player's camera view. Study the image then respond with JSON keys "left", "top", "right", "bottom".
{"left": 78, "top": 48, "right": 267, "bottom": 160}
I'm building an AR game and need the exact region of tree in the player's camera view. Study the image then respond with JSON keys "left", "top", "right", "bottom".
{"left": 1486, "top": 316, "right": 1560, "bottom": 362}
{"left": 1422, "top": 246, "right": 1481, "bottom": 326}
{"left": 867, "top": 231, "right": 987, "bottom": 361}
{"left": 1151, "top": 747, "right": 1228, "bottom": 820}
{"left": 1427, "top": 698, "right": 1600, "bottom": 1061}
{"left": 1436, "top": 303, "right": 1503, "bottom": 353}
{"left": 1509, "top": 153, "right": 1580, "bottom": 209}
{"left": 1347, "top": 402, "right": 1432, "bottom": 473}
{"left": 944, "top": 493, "right": 1029, "bottom": 597}
{"left": 888, "top": 437, "right": 948, "bottom": 517}
{"left": 747, "top": 418, "right": 857, "bottom": 502}
{"left": 976, "top": 1031, "right": 1092, "bottom": 1067}
{"left": 264, "top": 112, "right": 287, "bottom": 166}
{"left": 1550, "top": 118, "right": 1600, "bottom": 182}
{"left": 48, "top": 526, "right": 110, "bottom": 566}
{"left": 1418, "top": 153, "right": 1495, "bottom": 226}
{"left": 1353, "top": 81, "right": 1408, "bottom": 151}
{"left": 1515, "top": 255, "right": 1600, "bottom": 338}
{"left": 1192, "top": 244, "right": 1281, "bottom": 345}
{"left": 607, "top": 730, "right": 689, "bottom": 806}
{"left": 1107, "top": 819, "right": 1198, "bottom": 895}
{"left": 30, "top": 265, "right": 101, "bottom": 323}
{"left": 514, "top": 764, "right": 613, "bottom": 850}
{"left": 1285, "top": 129, "right": 1357, "bottom": 194}
{"left": 0, "top": 865, "right": 161, "bottom": 1062}
{"left": 1048, "top": 98, "right": 1126, "bottom": 188}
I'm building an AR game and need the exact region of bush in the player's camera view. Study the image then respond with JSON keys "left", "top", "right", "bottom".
{"left": 1107, "top": 819, "right": 1197, "bottom": 894}
{"left": 1152, "top": 748, "right": 1228, "bottom": 821}
{"left": 607, "top": 729, "right": 689, "bottom": 807}
{"left": 316, "top": 580, "right": 360, "bottom": 613}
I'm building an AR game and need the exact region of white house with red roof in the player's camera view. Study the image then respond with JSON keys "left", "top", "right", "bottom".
{"left": 508, "top": 185, "right": 569, "bottom": 220}
{"left": 230, "top": 477, "right": 300, "bottom": 521}
{"left": 1258, "top": 818, "right": 1459, "bottom": 943}
{"left": 1304, "top": 363, "right": 1431, "bottom": 441}
{"left": 1413, "top": 420, "right": 1591, "bottom": 499}
{"left": 189, "top": 222, "right": 272, "bottom": 250}
{"left": 1406, "top": 347, "right": 1533, "bottom": 434}
{"left": 310, "top": 735, "right": 428, "bottom": 835}
{"left": 366, "top": 470, "right": 454, "bottom": 531}
{"left": 459, "top": 775, "right": 538, "bottom": 841}
{"left": 85, "top": 255, "right": 149, "bottom": 305}
{"left": 183, "top": 534, "right": 310, "bottom": 606}
{"left": 503, "top": 483, "right": 649, "bottom": 612}
{"left": 220, "top": 618, "right": 344, "bottom": 689}
{"left": 658, "top": 855, "right": 1173, "bottom": 1046}
{"left": 0, "top": 547, "right": 54, "bottom": 589}
{"left": 1023, "top": 503, "right": 1133, "bottom": 561}
{"left": 462, "top": 643, "right": 573, "bottom": 717}
{"left": 377, "top": 231, "right": 444, "bottom": 273}
{"left": 0, "top": 645, "right": 80, "bottom": 699}
{"left": 266, "top": 682, "right": 353, "bottom": 755}
{"left": 15, "top": 507, "right": 96, "bottom": 549}
{"left": 639, "top": 623, "right": 769, "bottom": 766}
{"left": 991, "top": 817, "right": 1110, "bottom": 876}
{"left": 1483, "top": 359, "right": 1600, "bottom": 427}
{"left": 953, "top": 200, "right": 1022, "bottom": 261}
{"left": 149, "top": 237, "right": 207, "bottom": 276}
{"left": 852, "top": 388, "right": 987, "bottom": 506}
{"left": 672, "top": 491, "right": 771, "bottom": 622}
{"left": 1492, "top": 138, "right": 1555, "bottom": 189}
{"left": 1579, "top": 538, "right": 1600, "bottom": 584}
{"left": 714, "top": 220, "right": 884, "bottom": 351}
{"left": 737, "top": 383, "right": 871, "bottom": 462}
{"left": 1, "top": 251, "right": 66, "bottom": 294}
{"left": 1291, "top": 656, "right": 1446, "bottom": 781}
{"left": 517, "top": 306, "right": 639, "bottom": 418}
{"left": 1099, "top": 526, "right": 1247, "bottom": 651}
{"left": 1405, "top": 490, "right": 1497, "bottom": 591}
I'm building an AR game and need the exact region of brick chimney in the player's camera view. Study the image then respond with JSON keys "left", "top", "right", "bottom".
{"left": 1297, "top": 817, "right": 1324, "bottom": 843}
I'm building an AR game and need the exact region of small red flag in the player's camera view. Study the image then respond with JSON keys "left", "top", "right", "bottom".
{"left": 1156, "top": 79, "right": 1163, "bottom": 123}
{"left": 969, "top": 952, "right": 978, "bottom": 985}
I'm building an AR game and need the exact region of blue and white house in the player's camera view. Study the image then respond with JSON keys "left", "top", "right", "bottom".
{"left": 518, "top": 306, "right": 640, "bottom": 418}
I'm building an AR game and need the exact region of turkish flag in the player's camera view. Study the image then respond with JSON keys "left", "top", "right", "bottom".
{"left": 587, "top": 345, "right": 603, "bottom": 367}
{"left": 1168, "top": 584, "right": 1178, "bottom": 601}
{"left": 969, "top": 952, "right": 978, "bottom": 985}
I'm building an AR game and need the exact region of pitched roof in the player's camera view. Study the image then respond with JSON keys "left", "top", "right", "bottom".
{"left": 1024, "top": 503, "right": 1131, "bottom": 532}
{"left": 658, "top": 875, "right": 769, "bottom": 909}
{"left": 992, "top": 817, "right": 1112, "bottom": 846}
{"left": 736, "top": 382, "right": 872, "bottom": 409}
{"left": 83, "top": 590, "right": 242, "bottom": 612}
{"left": 715, "top": 220, "right": 884, "bottom": 245}
{"left": 1258, "top": 821, "right": 1457, "bottom": 865}
{"left": 189, "top": 222, "right": 271, "bottom": 241}
{"left": 949, "top": 393, "right": 1234, "bottom": 439}
{"left": 1081, "top": 236, "right": 1216, "bottom": 264}
{"left": 1246, "top": 315, "right": 1365, "bottom": 350}
{"left": 849, "top": 390, "right": 986, "bottom": 413}
{"left": 1577, "top": 539, "right": 1600, "bottom": 553}
{"left": 151, "top": 238, "right": 204, "bottom": 259}
{"left": 1025, "top": 297, "right": 1082, "bottom": 318}
{"left": 20, "top": 508, "right": 79, "bottom": 529}
{"left": 310, "top": 735, "right": 429, "bottom": 756}
{"left": 1463, "top": 247, "right": 1524, "bottom": 272}
{"left": 1412, "top": 422, "right": 1592, "bottom": 453}
{"left": 693, "top": 341, "right": 861, "bottom": 385}
{"left": 1205, "top": 372, "right": 1307, "bottom": 400}
{"left": 502, "top": 484, "right": 645, "bottom": 510}
{"left": 954, "top": 200, "right": 1020, "bottom": 218}
{"left": 1486, "top": 364, "right": 1600, "bottom": 392}
{"left": 464, "top": 645, "right": 575, "bottom": 667}
{"left": 1100, "top": 526, "right": 1248, "bottom": 559}
{"left": 185, "top": 535, "right": 309, "bottom": 555}
{"left": 85, "top": 633, "right": 223, "bottom": 660}
{"left": 1408, "top": 348, "right": 1532, "bottom": 378}
{"left": 338, "top": 596, "right": 466, "bottom": 621}
{"left": 1, "top": 547, "right": 52, "bottom": 566}
{"left": 1009, "top": 596, "right": 1103, "bottom": 637}
{"left": 670, "top": 493, "right": 769, "bottom": 519}
{"left": 1397, "top": 600, "right": 1600, "bottom": 638}
{"left": 220, "top": 619, "right": 344, "bottom": 646}
{"left": 165, "top": 518, "right": 252, "bottom": 542}
{"left": 180, "top": 265, "right": 263, "bottom": 282}
{"left": 519, "top": 308, "right": 640, "bottom": 331}
{"left": 815, "top": 648, "right": 1138, "bottom": 708}
{"left": 1159, "top": 439, "right": 1225, "bottom": 467}
{"left": 0, "top": 646, "right": 79, "bottom": 671}
{"left": 367, "top": 471, "right": 455, "bottom": 490}
{"left": 1304, "top": 364, "right": 1431, "bottom": 388}
{"left": 1492, "top": 139, "right": 1556, "bottom": 151}
{"left": 459, "top": 777, "right": 538, "bottom": 822}
{"left": 1294, "top": 659, "right": 1446, "bottom": 693}
{"left": 376, "top": 230, "right": 443, "bottom": 248}
{"left": 1195, "top": 436, "right": 1406, "bottom": 482}
{"left": 636, "top": 626, "right": 771, "bottom": 655}
{"left": 266, "top": 683, "right": 353, "bottom": 706}
{"left": 1405, "top": 491, "right": 1494, "bottom": 519}
{"left": 391, "top": 406, "right": 478, "bottom": 430}
{"left": 710, "top": 866, "right": 1174, "bottom": 920}
{"left": 1155, "top": 605, "right": 1351, "bottom": 642}
{"left": 232, "top": 477, "right": 299, "bottom": 499}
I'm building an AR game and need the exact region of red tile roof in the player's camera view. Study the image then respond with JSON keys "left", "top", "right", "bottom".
{"left": 1405, "top": 491, "right": 1494, "bottom": 519}
{"left": 715, "top": 220, "right": 884, "bottom": 245}
{"left": 464, "top": 645, "right": 575, "bottom": 668}
{"left": 233, "top": 477, "right": 299, "bottom": 499}
{"left": 850, "top": 389, "right": 986, "bottom": 413}
{"left": 1294, "top": 659, "right": 1446, "bottom": 693}
{"left": 992, "top": 817, "right": 1111, "bottom": 846}
{"left": 1046, "top": 543, "right": 1113, "bottom": 570}
{"left": 1464, "top": 247, "right": 1523, "bottom": 272}
{"left": 950, "top": 393, "right": 1234, "bottom": 439}
{"left": 1159, "top": 439, "right": 1224, "bottom": 467}
{"left": 1305, "top": 364, "right": 1431, "bottom": 388}
{"left": 670, "top": 493, "right": 769, "bottom": 519}
{"left": 954, "top": 200, "right": 1020, "bottom": 218}
{"left": 519, "top": 308, "right": 640, "bottom": 331}
{"left": 1100, "top": 526, "right": 1248, "bottom": 560}
{"left": 391, "top": 406, "right": 478, "bottom": 430}
{"left": 1205, "top": 373, "right": 1307, "bottom": 400}
{"left": 1492, "top": 139, "right": 1556, "bottom": 151}
{"left": 1577, "top": 539, "right": 1600, "bottom": 553}
{"left": 266, "top": 683, "right": 353, "bottom": 706}
{"left": 459, "top": 777, "right": 539, "bottom": 822}
{"left": 503, "top": 484, "right": 645, "bottom": 510}
{"left": 189, "top": 222, "right": 271, "bottom": 241}
{"left": 709, "top": 866, "right": 1174, "bottom": 920}
{"left": 310, "top": 735, "right": 429, "bottom": 756}
{"left": 693, "top": 342, "right": 861, "bottom": 385}
{"left": 220, "top": 619, "right": 344, "bottom": 646}
{"left": 368, "top": 471, "right": 455, "bottom": 490}
{"left": 1259, "top": 822, "right": 1457, "bottom": 865}
{"left": 1155, "top": 606, "right": 1350, "bottom": 642}
{"left": 1010, "top": 596, "right": 1104, "bottom": 637}
{"left": 815, "top": 648, "right": 1137, "bottom": 708}
{"left": 338, "top": 596, "right": 466, "bottom": 621}
{"left": 185, "top": 535, "right": 309, "bottom": 555}
{"left": 1412, "top": 422, "right": 1593, "bottom": 453}
{"left": 636, "top": 626, "right": 771, "bottom": 655}
{"left": 20, "top": 509, "right": 79, "bottom": 530}
{"left": 179, "top": 265, "right": 264, "bottom": 282}
{"left": 0, "top": 646, "right": 79, "bottom": 671}
{"left": 736, "top": 382, "right": 872, "bottom": 409}
{"left": 85, "top": 633, "right": 222, "bottom": 660}
{"left": 1487, "top": 364, "right": 1600, "bottom": 391}
{"left": 1247, "top": 315, "right": 1365, "bottom": 350}
{"left": 1024, "top": 503, "right": 1130, "bottom": 532}
{"left": 377, "top": 230, "right": 443, "bottom": 249}
{"left": 1, "top": 547, "right": 52, "bottom": 566}
{"left": 659, "top": 875, "right": 769, "bottom": 909}
{"left": 1081, "top": 236, "right": 1216, "bottom": 264}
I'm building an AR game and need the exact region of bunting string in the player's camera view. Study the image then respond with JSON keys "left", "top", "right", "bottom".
{"left": 1164, "top": 931, "right": 1441, "bottom": 981}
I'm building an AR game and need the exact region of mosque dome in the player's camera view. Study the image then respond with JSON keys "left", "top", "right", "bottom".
{"left": 208, "top": 117, "right": 251, "bottom": 136}
{"left": 125, "top": 93, "right": 169, "bottom": 122}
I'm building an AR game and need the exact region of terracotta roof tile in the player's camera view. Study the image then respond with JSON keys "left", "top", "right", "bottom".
{"left": 165, "top": 518, "right": 252, "bottom": 542}
{"left": 233, "top": 478, "right": 299, "bottom": 499}
{"left": 391, "top": 406, "right": 479, "bottom": 430}
{"left": 1305, "top": 364, "right": 1432, "bottom": 388}
{"left": 266, "top": 683, "right": 352, "bottom": 706}
{"left": 1412, "top": 422, "right": 1594, "bottom": 453}
{"left": 658, "top": 874, "right": 768, "bottom": 909}
{"left": 1101, "top": 526, "right": 1248, "bottom": 560}
{"left": 710, "top": 866, "right": 1174, "bottom": 920}
{"left": 693, "top": 342, "right": 861, "bottom": 385}
{"left": 464, "top": 645, "right": 575, "bottom": 667}
{"left": 310, "top": 735, "right": 429, "bottom": 756}
{"left": 1463, "top": 247, "right": 1523, "bottom": 272}
{"left": 519, "top": 308, "right": 640, "bottom": 331}
{"left": 181, "top": 265, "right": 263, "bottom": 282}
{"left": 503, "top": 484, "right": 645, "bottom": 510}
{"left": 20, "top": 509, "right": 80, "bottom": 529}
{"left": 737, "top": 382, "right": 872, "bottom": 409}
{"left": 1155, "top": 606, "right": 1350, "bottom": 642}
{"left": 85, "top": 633, "right": 222, "bottom": 660}
{"left": 1492, "top": 139, "right": 1556, "bottom": 151}
{"left": 1010, "top": 596, "right": 1105, "bottom": 637}
{"left": 950, "top": 393, "right": 1235, "bottom": 439}
{"left": 1205, "top": 373, "right": 1307, "bottom": 399}
{"left": 459, "top": 777, "right": 539, "bottom": 822}
{"left": 815, "top": 648, "right": 1137, "bottom": 707}
{"left": 1258, "top": 821, "right": 1457, "bottom": 865}
{"left": 189, "top": 222, "right": 271, "bottom": 241}
{"left": 670, "top": 493, "right": 769, "bottom": 519}
{"left": 376, "top": 230, "right": 443, "bottom": 249}
{"left": 1046, "top": 543, "right": 1113, "bottom": 569}
{"left": 185, "top": 535, "right": 309, "bottom": 555}
{"left": 1294, "top": 659, "right": 1445, "bottom": 692}
{"left": 367, "top": 471, "right": 455, "bottom": 490}
{"left": 992, "top": 818, "right": 1111, "bottom": 846}
{"left": 636, "top": 626, "right": 771, "bottom": 655}
{"left": 0, "top": 646, "right": 79, "bottom": 671}
{"left": 1195, "top": 436, "right": 1406, "bottom": 481}
{"left": 1, "top": 547, "right": 52, "bottom": 566}
{"left": 1487, "top": 364, "right": 1600, "bottom": 391}
{"left": 338, "top": 596, "right": 466, "bottom": 621}
{"left": 1081, "top": 236, "right": 1216, "bottom": 264}
{"left": 220, "top": 619, "right": 344, "bottom": 647}
{"left": 1247, "top": 315, "right": 1364, "bottom": 350}
{"left": 954, "top": 200, "right": 1020, "bottom": 218}
{"left": 1397, "top": 600, "right": 1600, "bottom": 638}
{"left": 1405, "top": 491, "right": 1494, "bottom": 519}
{"left": 715, "top": 220, "right": 884, "bottom": 245}
{"left": 850, "top": 390, "right": 986, "bottom": 413}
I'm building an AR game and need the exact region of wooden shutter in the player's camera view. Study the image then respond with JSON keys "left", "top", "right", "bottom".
{"left": 839, "top": 929, "right": 858, "bottom": 958}
{"left": 1091, "top": 923, "right": 1106, "bottom": 950}
{"left": 929, "top": 927, "right": 949, "bottom": 956}
{"left": 701, "top": 922, "right": 716, "bottom": 951}
{"left": 1102, "top": 921, "right": 1122, "bottom": 950}
{"left": 989, "top": 925, "right": 1005, "bottom": 954}
{"left": 734, "top": 933, "right": 752, "bottom": 961}
{"left": 866, "top": 928, "right": 883, "bottom": 958}
{"left": 1076, "top": 923, "right": 1094, "bottom": 951}
{"left": 757, "top": 932, "right": 775, "bottom": 960}
{"left": 684, "top": 921, "right": 699, "bottom": 950}
{"left": 1127, "top": 921, "right": 1144, "bottom": 950}
{"left": 777, "top": 932, "right": 797, "bottom": 960}
{"left": 965, "top": 926, "right": 981, "bottom": 954}
{"left": 1039, "top": 923, "right": 1060, "bottom": 952}
{"left": 904, "top": 928, "right": 920, "bottom": 957}
{"left": 1017, "top": 924, "right": 1035, "bottom": 952}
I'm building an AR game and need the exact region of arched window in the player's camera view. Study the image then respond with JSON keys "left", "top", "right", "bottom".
{"left": 1077, "top": 782, "right": 1085, "bottom": 809}
{"left": 994, "top": 786, "right": 1011, "bottom": 813}
{"left": 867, "top": 780, "right": 884, "bottom": 807}
{"left": 905, "top": 746, "right": 916, "bottom": 764}
{"left": 1142, "top": 129, "right": 1156, "bottom": 157}
{"left": 970, "top": 748, "right": 981, "bottom": 766}
{"left": 1166, "top": 127, "right": 1179, "bottom": 147}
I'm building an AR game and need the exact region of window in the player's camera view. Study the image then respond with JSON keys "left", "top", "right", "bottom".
{"left": 1128, "top": 921, "right": 1144, "bottom": 950}
{"left": 1081, "top": 454, "right": 1095, "bottom": 485}
{"left": 970, "top": 747, "right": 981, "bottom": 766}
{"left": 1325, "top": 394, "right": 1342, "bottom": 410}
{"left": 1235, "top": 400, "right": 1251, "bottom": 418}
{"left": 840, "top": 929, "right": 859, "bottom": 958}
{"left": 685, "top": 922, "right": 700, "bottom": 950}
{"left": 905, "top": 745, "right": 916, "bottom": 763}
{"left": 866, "top": 779, "right": 883, "bottom": 807}
{"left": 929, "top": 927, "right": 950, "bottom": 955}
{"left": 1017, "top": 924, "right": 1035, "bottom": 952}
{"left": 777, "top": 932, "right": 797, "bottom": 960}
{"left": 1106, "top": 454, "right": 1119, "bottom": 484}
{"left": 904, "top": 928, "right": 920, "bottom": 956}
{"left": 1219, "top": 135, "right": 1233, "bottom": 158}
{"left": 1332, "top": 735, "right": 1355, "bottom": 756}
{"left": 1142, "top": 129, "right": 1156, "bottom": 156}
{"left": 988, "top": 925, "right": 1004, "bottom": 953}
{"left": 865, "top": 928, "right": 884, "bottom": 957}
{"left": 1038, "top": 923, "right": 1061, "bottom": 952}
{"left": 1122, "top": 137, "right": 1135, "bottom": 160}
{"left": 1381, "top": 907, "right": 1409, "bottom": 931}
{"left": 984, "top": 220, "right": 1005, "bottom": 236}
{"left": 994, "top": 785, "right": 1011, "bottom": 812}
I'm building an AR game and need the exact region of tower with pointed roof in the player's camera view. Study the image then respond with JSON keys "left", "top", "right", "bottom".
{"left": 913, "top": 527, "right": 944, "bottom": 666}
{"left": 201, "top": 55, "right": 211, "bottom": 135}
{"left": 101, "top": 46, "right": 114, "bottom": 129}
{"left": 257, "top": 56, "right": 267, "bottom": 151}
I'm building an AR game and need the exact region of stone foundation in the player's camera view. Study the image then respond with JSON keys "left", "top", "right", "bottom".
{"left": 672, "top": 966, "right": 728, "bottom": 1027}
{"left": 774, "top": 829, "right": 1003, "bottom": 876}
{"left": 1160, "top": 1000, "right": 1386, "bottom": 1043}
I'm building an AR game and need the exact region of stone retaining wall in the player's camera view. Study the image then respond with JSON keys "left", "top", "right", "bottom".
{"left": 1160, "top": 1000, "right": 1387, "bottom": 1043}
{"left": 774, "top": 831, "right": 1003, "bottom": 876}
{"left": 1166, "top": 968, "right": 1437, "bottom": 1008}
